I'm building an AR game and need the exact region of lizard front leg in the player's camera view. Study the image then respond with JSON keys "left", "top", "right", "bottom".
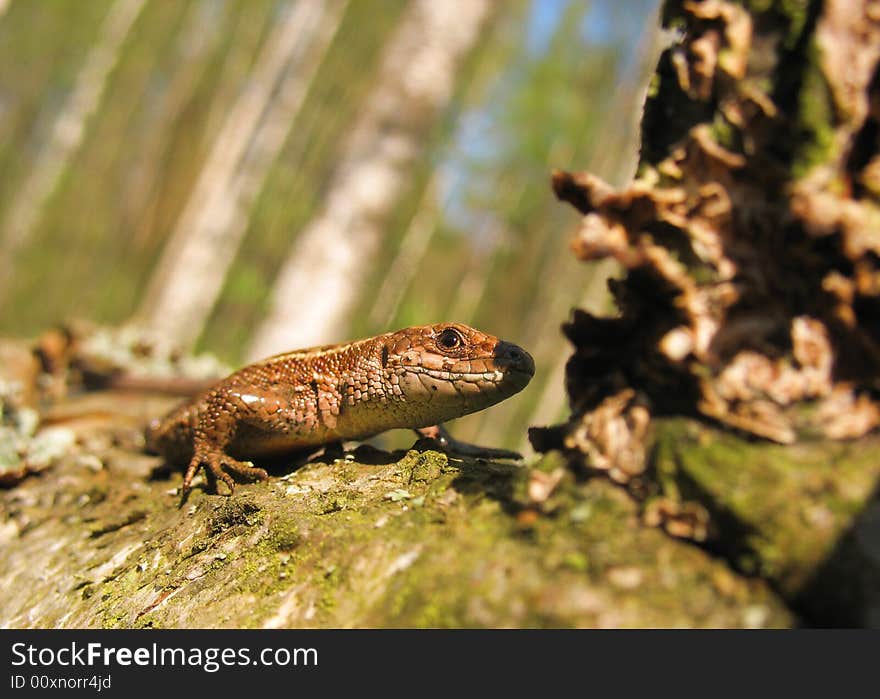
{"left": 182, "top": 393, "right": 269, "bottom": 497}
{"left": 414, "top": 424, "right": 522, "bottom": 461}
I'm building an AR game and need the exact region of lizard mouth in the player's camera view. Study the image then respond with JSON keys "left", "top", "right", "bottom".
{"left": 416, "top": 367, "right": 507, "bottom": 383}
{"left": 410, "top": 361, "right": 533, "bottom": 393}
{"left": 498, "top": 365, "right": 534, "bottom": 392}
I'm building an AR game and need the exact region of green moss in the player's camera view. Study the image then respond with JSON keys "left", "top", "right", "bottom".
{"left": 710, "top": 112, "right": 737, "bottom": 151}
{"left": 208, "top": 497, "right": 263, "bottom": 536}
{"left": 562, "top": 551, "right": 590, "bottom": 572}
{"left": 741, "top": 0, "right": 810, "bottom": 48}
{"left": 744, "top": 0, "right": 775, "bottom": 14}
{"left": 791, "top": 39, "right": 835, "bottom": 179}
{"left": 266, "top": 519, "right": 302, "bottom": 552}
{"left": 409, "top": 454, "right": 444, "bottom": 483}
{"left": 3, "top": 435, "right": 795, "bottom": 628}
{"left": 650, "top": 418, "right": 880, "bottom": 600}
{"left": 647, "top": 72, "right": 662, "bottom": 100}
{"left": 778, "top": 0, "right": 811, "bottom": 48}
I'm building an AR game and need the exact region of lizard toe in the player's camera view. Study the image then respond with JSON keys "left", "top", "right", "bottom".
{"left": 182, "top": 457, "right": 203, "bottom": 494}
{"left": 203, "top": 456, "right": 236, "bottom": 495}
{"left": 223, "top": 458, "right": 269, "bottom": 483}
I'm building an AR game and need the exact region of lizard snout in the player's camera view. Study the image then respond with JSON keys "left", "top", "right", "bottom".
{"left": 493, "top": 341, "right": 535, "bottom": 379}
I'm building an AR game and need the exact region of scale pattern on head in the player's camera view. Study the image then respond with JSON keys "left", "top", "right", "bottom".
{"left": 374, "top": 322, "right": 535, "bottom": 429}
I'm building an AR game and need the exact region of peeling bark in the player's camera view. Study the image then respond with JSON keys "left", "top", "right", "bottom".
{"left": 530, "top": 0, "right": 880, "bottom": 626}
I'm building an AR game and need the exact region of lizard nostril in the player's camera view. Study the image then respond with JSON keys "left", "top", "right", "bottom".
{"left": 494, "top": 341, "right": 535, "bottom": 376}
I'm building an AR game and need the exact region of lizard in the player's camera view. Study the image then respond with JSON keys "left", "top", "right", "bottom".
{"left": 145, "top": 322, "right": 535, "bottom": 496}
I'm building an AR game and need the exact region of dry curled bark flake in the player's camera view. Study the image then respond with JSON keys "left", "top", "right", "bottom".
{"left": 531, "top": 0, "right": 880, "bottom": 482}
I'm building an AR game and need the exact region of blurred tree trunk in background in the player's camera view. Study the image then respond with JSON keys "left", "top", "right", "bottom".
{"left": 0, "top": 0, "right": 145, "bottom": 301}
{"left": 505, "top": 11, "right": 667, "bottom": 453}
{"left": 246, "top": 0, "right": 492, "bottom": 359}
{"left": 137, "top": 0, "right": 347, "bottom": 349}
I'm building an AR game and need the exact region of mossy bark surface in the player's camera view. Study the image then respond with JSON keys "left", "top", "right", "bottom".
{"left": 0, "top": 386, "right": 790, "bottom": 629}
{"left": 649, "top": 418, "right": 880, "bottom": 626}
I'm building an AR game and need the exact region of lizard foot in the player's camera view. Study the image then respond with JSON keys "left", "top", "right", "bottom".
{"left": 414, "top": 425, "right": 523, "bottom": 461}
{"left": 182, "top": 450, "right": 269, "bottom": 497}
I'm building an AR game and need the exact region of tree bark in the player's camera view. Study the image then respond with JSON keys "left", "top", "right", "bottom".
{"left": 530, "top": 0, "right": 880, "bottom": 626}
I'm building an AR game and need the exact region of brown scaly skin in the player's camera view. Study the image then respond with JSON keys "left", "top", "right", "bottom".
{"left": 145, "top": 323, "right": 535, "bottom": 496}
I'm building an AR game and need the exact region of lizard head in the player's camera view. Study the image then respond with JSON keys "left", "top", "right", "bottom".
{"left": 382, "top": 322, "right": 535, "bottom": 425}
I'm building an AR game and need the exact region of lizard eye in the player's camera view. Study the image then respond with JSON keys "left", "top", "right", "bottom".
{"left": 437, "top": 327, "right": 463, "bottom": 351}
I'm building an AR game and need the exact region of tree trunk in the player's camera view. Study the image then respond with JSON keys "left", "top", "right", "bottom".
{"left": 247, "top": 0, "right": 492, "bottom": 360}
{"left": 530, "top": 0, "right": 880, "bottom": 626}
{"left": 0, "top": 0, "right": 145, "bottom": 304}
{"left": 137, "top": 0, "right": 347, "bottom": 349}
